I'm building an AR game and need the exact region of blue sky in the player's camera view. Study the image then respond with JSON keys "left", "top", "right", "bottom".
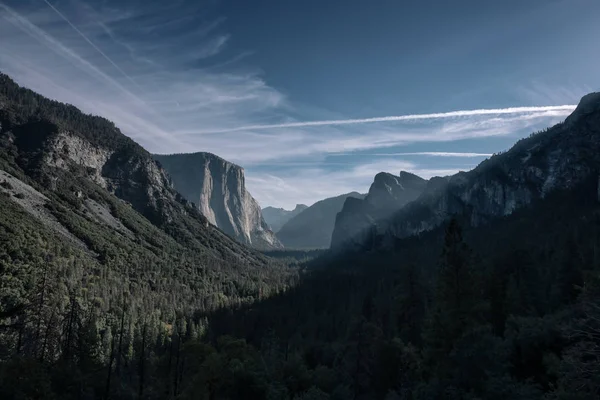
{"left": 1, "top": 0, "right": 598, "bottom": 208}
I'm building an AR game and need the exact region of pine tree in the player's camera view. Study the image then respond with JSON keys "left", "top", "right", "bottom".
{"left": 396, "top": 263, "right": 427, "bottom": 346}
{"left": 436, "top": 219, "right": 479, "bottom": 341}
{"left": 423, "top": 219, "right": 480, "bottom": 377}
{"left": 555, "top": 238, "right": 584, "bottom": 305}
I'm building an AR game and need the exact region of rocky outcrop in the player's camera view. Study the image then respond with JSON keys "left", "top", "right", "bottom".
{"left": 39, "top": 130, "right": 183, "bottom": 226}
{"left": 331, "top": 171, "right": 428, "bottom": 248}
{"left": 45, "top": 133, "right": 113, "bottom": 188}
{"left": 351, "top": 92, "right": 600, "bottom": 249}
{"left": 0, "top": 72, "right": 268, "bottom": 266}
{"left": 277, "top": 192, "right": 365, "bottom": 249}
{"left": 262, "top": 204, "right": 308, "bottom": 233}
{"left": 154, "top": 153, "right": 283, "bottom": 250}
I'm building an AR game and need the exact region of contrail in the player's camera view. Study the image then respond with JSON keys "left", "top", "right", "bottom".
{"left": 0, "top": 2, "right": 140, "bottom": 102}
{"left": 191, "top": 105, "right": 576, "bottom": 134}
{"left": 332, "top": 152, "right": 494, "bottom": 158}
{"left": 391, "top": 152, "right": 493, "bottom": 157}
{"left": 41, "top": 0, "right": 141, "bottom": 91}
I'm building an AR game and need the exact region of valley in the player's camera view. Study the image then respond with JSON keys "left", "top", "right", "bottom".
{"left": 1, "top": 76, "right": 600, "bottom": 399}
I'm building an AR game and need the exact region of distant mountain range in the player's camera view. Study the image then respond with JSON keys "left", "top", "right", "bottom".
{"left": 3, "top": 70, "right": 600, "bottom": 400}
{"left": 331, "top": 91, "right": 600, "bottom": 251}
{"left": 262, "top": 204, "right": 308, "bottom": 233}
{"left": 276, "top": 192, "right": 365, "bottom": 249}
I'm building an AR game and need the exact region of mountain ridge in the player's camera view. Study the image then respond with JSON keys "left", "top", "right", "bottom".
{"left": 331, "top": 170, "right": 428, "bottom": 248}
{"left": 0, "top": 72, "right": 293, "bottom": 316}
{"left": 276, "top": 191, "right": 365, "bottom": 249}
{"left": 338, "top": 92, "right": 600, "bottom": 250}
{"left": 262, "top": 204, "right": 309, "bottom": 233}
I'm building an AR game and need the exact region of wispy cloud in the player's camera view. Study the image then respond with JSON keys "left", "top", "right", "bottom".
{"left": 246, "top": 159, "right": 464, "bottom": 208}
{"left": 186, "top": 105, "right": 576, "bottom": 134}
{"left": 0, "top": 0, "right": 585, "bottom": 209}
{"left": 192, "top": 34, "right": 230, "bottom": 59}
{"left": 516, "top": 81, "right": 595, "bottom": 106}
{"left": 185, "top": 110, "right": 567, "bottom": 166}
{"left": 0, "top": 0, "right": 279, "bottom": 148}
{"left": 40, "top": 0, "right": 141, "bottom": 90}
{"left": 0, "top": 2, "right": 146, "bottom": 105}
{"left": 331, "top": 152, "right": 493, "bottom": 158}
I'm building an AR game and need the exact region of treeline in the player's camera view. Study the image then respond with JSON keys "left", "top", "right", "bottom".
{"left": 2, "top": 166, "right": 600, "bottom": 399}
{"left": 0, "top": 73, "right": 140, "bottom": 155}
{"left": 203, "top": 184, "right": 600, "bottom": 399}
{"left": 0, "top": 187, "right": 298, "bottom": 399}
{"left": 1, "top": 71, "right": 599, "bottom": 398}
{"left": 3, "top": 208, "right": 599, "bottom": 399}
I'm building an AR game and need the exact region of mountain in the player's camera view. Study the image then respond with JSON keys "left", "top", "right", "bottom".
{"left": 262, "top": 204, "right": 308, "bottom": 232}
{"left": 276, "top": 192, "right": 365, "bottom": 249}
{"left": 153, "top": 152, "right": 282, "bottom": 250}
{"left": 3, "top": 69, "right": 600, "bottom": 399}
{"left": 204, "top": 94, "right": 600, "bottom": 400}
{"left": 346, "top": 92, "right": 600, "bottom": 249}
{"left": 0, "top": 73, "right": 293, "bottom": 321}
{"left": 331, "top": 171, "right": 428, "bottom": 248}
{"left": 209, "top": 170, "right": 600, "bottom": 400}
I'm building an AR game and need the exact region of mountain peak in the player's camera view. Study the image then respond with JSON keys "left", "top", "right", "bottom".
{"left": 578, "top": 92, "right": 600, "bottom": 110}
{"left": 153, "top": 153, "right": 281, "bottom": 249}
{"left": 331, "top": 171, "right": 428, "bottom": 248}
{"left": 566, "top": 92, "right": 600, "bottom": 124}
{"left": 373, "top": 172, "right": 400, "bottom": 188}
{"left": 156, "top": 152, "right": 243, "bottom": 171}
{"left": 294, "top": 204, "right": 309, "bottom": 212}
{"left": 399, "top": 170, "right": 427, "bottom": 184}
{"left": 373, "top": 171, "right": 396, "bottom": 180}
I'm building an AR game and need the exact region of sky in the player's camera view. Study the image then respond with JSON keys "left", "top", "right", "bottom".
{"left": 0, "top": 0, "right": 599, "bottom": 209}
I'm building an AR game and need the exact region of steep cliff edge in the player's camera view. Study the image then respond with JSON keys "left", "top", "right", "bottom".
{"left": 331, "top": 171, "right": 428, "bottom": 248}
{"left": 363, "top": 92, "right": 600, "bottom": 247}
{"left": 0, "top": 72, "right": 295, "bottom": 334}
{"left": 0, "top": 72, "right": 267, "bottom": 265}
{"left": 154, "top": 153, "right": 283, "bottom": 250}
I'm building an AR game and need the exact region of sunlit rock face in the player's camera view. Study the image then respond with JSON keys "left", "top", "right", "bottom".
{"left": 154, "top": 152, "right": 282, "bottom": 250}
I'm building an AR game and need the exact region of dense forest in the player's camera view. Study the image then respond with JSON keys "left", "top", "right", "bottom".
{"left": 1, "top": 73, "right": 600, "bottom": 399}
{"left": 2, "top": 180, "right": 600, "bottom": 399}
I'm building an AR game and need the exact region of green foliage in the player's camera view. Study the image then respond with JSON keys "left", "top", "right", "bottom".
{"left": 1, "top": 72, "right": 599, "bottom": 399}
{"left": 0, "top": 72, "right": 299, "bottom": 398}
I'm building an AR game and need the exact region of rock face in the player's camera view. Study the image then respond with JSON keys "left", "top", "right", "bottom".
{"left": 349, "top": 92, "right": 600, "bottom": 249}
{"left": 262, "top": 204, "right": 308, "bottom": 233}
{"left": 154, "top": 153, "right": 283, "bottom": 250}
{"left": 277, "top": 192, "right": 365, "bottom": 249}
{"left": 331, "top": 171, "right": 428, "bottom": 248}
{"left": 0, "top": 72, "right": 267, "bottom": 266}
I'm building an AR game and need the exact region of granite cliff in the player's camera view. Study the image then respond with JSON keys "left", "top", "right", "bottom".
{"left": 0, "top": 72, "right": 294, "bottom": 348}
{"left": 341, "top": 92, "right": 600, "bottom": 249}
{"left": 154, "top": 153, "right": 283, "bottom": 250}
{"left": 0, "top": 72, "right": 269, "bottom": 266}
{"left": 331, "top": 171, "right": 427, "bottom": 248}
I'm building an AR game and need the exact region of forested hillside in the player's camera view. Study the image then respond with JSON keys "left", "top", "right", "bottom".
{"left": 208, "top": 180, "right": 600, "bottom": 399}
{"left": 0, "top": 74, "right": 297, "bottom": 399}
{"left": 1, "top": 72, "right": 600, "bottom": 400}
